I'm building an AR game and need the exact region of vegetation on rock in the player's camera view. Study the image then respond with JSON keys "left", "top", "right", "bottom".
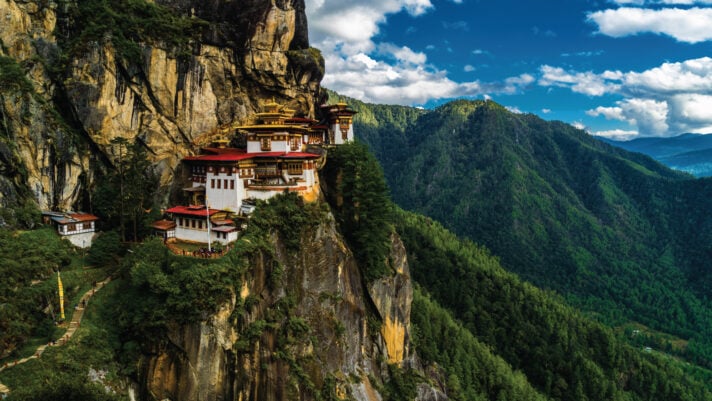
{"left": 322, "top": 141, "right": 395, "bottom": 282}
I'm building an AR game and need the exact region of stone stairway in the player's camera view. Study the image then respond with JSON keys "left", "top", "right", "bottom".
{"left": 0, "top": 277, "right": 112, "bottom": 396}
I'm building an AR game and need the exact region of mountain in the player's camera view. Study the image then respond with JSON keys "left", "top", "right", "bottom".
{"left": 3, "top": 145, "right": 711, "bottom": 401}
{"left": 332, "top": 94, "right": 712, "bottom": 368}
{"left": 600, "top": 133, "right": 712, "bottom": 177}
{"left": 2, "top": 1, "right": 712, "bottom": 400}
{"left": 0, "top": 0, "right": 323, "bottom": 211}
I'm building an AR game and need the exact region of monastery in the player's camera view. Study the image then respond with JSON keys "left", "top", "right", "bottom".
{"left": 42, "top": 211, "right": 99, "bottom": 248}
{"left": 154, "top": 101, "right": 356, "bottom": 247}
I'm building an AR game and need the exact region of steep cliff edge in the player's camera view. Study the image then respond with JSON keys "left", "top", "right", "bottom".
{"left": 135, "top": 203, "right": 440, "bottom": 401}
{"left": 0, "top": 0, "right": 323, "bottom": 210}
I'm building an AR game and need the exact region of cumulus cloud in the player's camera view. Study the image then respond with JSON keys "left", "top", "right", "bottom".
{"left": 588, "top": 7, "right": 712, "bottom": 43}
{"left": 591, "top": 129, "right": 640, "bottom": 141}
{"left": 506, "top": 106, "right": 523, "bottom": 114}
{"left": 305, "top": 0, "right": 533, "bottom": 106}
{"left": 542, "top": 57, "right": 712, "bottom": 136}
{"left": 572, "top": 121, "right": 587, "bottom": 130}
{"left": 306, "top": 0, "right": 434, "bottom": 54}
{"left": 622, "top": 57, "right": 712, "bottom": 95}
{"left": 587, "top": 99, "right": 669, "bottom": 136}
{"left": 321, "top": 49, "right": 533, "bottom": 105}
{"left": 539, "top": 65, "right": 622, "bottom": 96}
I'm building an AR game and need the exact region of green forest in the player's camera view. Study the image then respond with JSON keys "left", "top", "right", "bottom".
{"left": 2, "top": 140, "right": 712, "bottom": 400}
{"left": 330, "top": 92, "right": 712, "bottom": 370}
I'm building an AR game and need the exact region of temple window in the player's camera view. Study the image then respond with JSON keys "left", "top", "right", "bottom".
{"left": 287, "top": 162, "right": 303, "bottom": 175}
{"left": 261, "top": 137, "right": 271, "bottom": 151}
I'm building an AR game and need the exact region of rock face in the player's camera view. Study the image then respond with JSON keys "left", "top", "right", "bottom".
{"left": 139, "top": 214, "right": 423, "bottom": 401}
{"left": 0, "top": 0, "right": 323, "bottom": 210}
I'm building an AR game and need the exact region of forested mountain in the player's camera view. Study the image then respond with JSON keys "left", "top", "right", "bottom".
{"left": 328, "top": 92, "right": 712, "bottom": 369}
{"left": 601, "top": 133, "right": 712, "bottom": 177}
{"left": 4, "top": 144, "right": 712, "bottom": 401}
{"left": 402, "top": 210, "right": 712, "bottom": 401}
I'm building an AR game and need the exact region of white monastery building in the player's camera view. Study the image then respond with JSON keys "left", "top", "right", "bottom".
{"left": 161, "top": 101, "right": 356, "bottom": 247}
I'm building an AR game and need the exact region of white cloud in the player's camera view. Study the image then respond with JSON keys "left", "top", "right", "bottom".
{"left": 377, "top": 43, "right": 427, "bottom": 65}
{"left": 622, "top": 57, "right": 712, "bottom": 95}
{"left": 587, "top": 98, "right": 669, "bottom": 136}
{"left": 588, "top": 7, "right": 712, "bottom": 43}
{"left": 541, "top": 57, "right": 712, "bottom": 137}
{"left": 305, "top": 0, "right": 534, "bottom": 106}
{"left": 539, "top": 65, "right": 622, "bottom": 96}
{"left": 506, "top": 106, "right": 523, "bottom": 114}
{"left": 306, "top": 0, "right": 434, "bottom": 54}
{"left": 572, "top": 121, "right": 587, "bottom": 130}
{"left": 321, "top": 49, "right": 533, "bottom": 105}
{"left": 542, "top": 108, "right": 552, "bottom": 114}
{"left": 591, "top": 129, "right": 640, "bottom": 141}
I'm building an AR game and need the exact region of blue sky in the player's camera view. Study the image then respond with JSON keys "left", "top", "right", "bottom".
{"left": 305, "top": 0, "right": 712, "bottom": 139}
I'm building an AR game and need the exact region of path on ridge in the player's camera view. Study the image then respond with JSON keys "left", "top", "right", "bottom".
{"left": 0, "top": 276, "right": 112, "bottom": 395}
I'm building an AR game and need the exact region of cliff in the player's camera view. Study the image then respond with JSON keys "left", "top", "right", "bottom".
{"left": 0, "top": 0, "right": 324, "bottom": 210}
{"left": 137, "top": 209, "right": 443, "bottom": 401}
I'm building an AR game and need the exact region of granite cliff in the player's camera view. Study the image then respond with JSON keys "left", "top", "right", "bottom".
{"left": 135, "top": 207, "right": 445, "bottom": 401}
{"left": 0, "top": 0, "right": 323, "bottom": 210}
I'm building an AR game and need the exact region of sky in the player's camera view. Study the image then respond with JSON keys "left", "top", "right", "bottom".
{"left": 304, "top": 0, "right": 712, "bottom": 140}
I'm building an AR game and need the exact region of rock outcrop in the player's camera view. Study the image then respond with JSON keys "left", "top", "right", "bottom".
{"left": 139, "top": 213, "right": 428, "bottom": 401}
{"left": 0, "top": 0, "right": 323, "bottom": 210}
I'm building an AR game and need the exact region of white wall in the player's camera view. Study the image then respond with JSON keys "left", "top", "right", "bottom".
{"left": 213, "top": 230, "right": 238, "bottom": 245}
{"left": 205, "top": 173, "right": 245, "bottom": 211}
{"left": 330, "top": 123, "right": 354, "bottom": 145}
{"left": 65, "top": 232, "right": 95, "bottom": 248}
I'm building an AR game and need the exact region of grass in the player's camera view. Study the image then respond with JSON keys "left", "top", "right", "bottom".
{"left": 0, "top": 266, "right": 111, "bottom": 361}
{"left": 0, "top": 280, "right": 128, "bottom": 399}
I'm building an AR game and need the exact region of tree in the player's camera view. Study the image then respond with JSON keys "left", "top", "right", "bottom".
{"left": 322, "top": 141, "right": 394, "bottom": 281}
{"left": 93, "top": 138, "right": 159, "bottom": 242}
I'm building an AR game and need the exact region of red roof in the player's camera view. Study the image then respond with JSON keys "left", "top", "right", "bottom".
{"left": 166, "top": 206, "right": 221, "bottom": 217}
{"left": 184, "top": 151, "right": 320, "bottom": 162}
{"left": 69, "top": 213, "right": 98, "bottom": 222}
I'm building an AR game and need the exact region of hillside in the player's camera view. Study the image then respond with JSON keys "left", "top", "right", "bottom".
{"left": 601, "top": 133, "right": 712, "bottom": 177}
{"left": 3, "top": 144, "right": 712, "bottom": 401}
{"left": 334, "top": 95, "right": 712, "bottom": 368}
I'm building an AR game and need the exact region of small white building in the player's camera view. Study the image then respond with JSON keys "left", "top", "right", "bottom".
{"left": 42, "top": 211, "right": 99, "bottom": 248}
{"left": 165, "top": 206, "right": 238, "bottom": 245}
{"left": 321, "top": 102, "right": 357, "bottom": 145}
{"left": 151, "top": 219, "right": 176, "bottom": 240}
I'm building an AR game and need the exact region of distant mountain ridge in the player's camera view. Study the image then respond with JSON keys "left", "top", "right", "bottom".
{"left": 600, "top": 133, "right": 712, "bottom": 177}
